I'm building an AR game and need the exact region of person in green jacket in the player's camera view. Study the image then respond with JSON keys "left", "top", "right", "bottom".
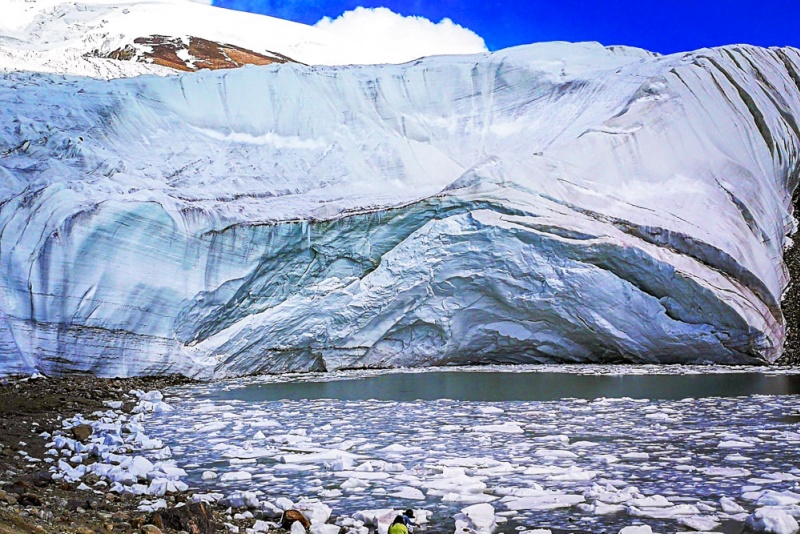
{"left": 388, "top": 515, "right": 409, "bottom": 534}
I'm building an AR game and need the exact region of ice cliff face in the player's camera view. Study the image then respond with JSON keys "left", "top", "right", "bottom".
{"left": 1, "top": 41, "right": 800, "bottom": 377}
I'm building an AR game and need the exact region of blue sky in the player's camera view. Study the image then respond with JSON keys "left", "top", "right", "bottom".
{"left": 212, "top": 0, "right": 800, "bottom": 54}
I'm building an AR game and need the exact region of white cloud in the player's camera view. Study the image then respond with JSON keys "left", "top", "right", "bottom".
{"left": 185, "top": 0, "right": 213, "bottom": 4}
{"left": 314, "top": 7, "right": 487, "bottom": 64}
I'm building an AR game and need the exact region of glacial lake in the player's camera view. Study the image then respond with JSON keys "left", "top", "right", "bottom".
{"left": 151, "top": 367, "right": 800, "bottom": 534}
{"left": 205, "top": 369, "right": 800, "bottom": 402}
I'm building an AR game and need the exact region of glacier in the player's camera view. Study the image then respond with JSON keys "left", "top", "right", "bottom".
{"left": 1, "top": 41, "right": 800, "bottom": 377}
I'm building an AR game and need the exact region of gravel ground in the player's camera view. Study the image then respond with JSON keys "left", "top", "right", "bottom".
{"left": 0, "top": 375, "right": 296, "bottom": 534}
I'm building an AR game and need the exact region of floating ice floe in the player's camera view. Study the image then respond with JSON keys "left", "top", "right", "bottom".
{"left": 755, "top": 491, "right": 800, "bottom": 507}
{"left": 135, "top": 379, "right": 800, "bottom": 534}
{"left": 546, "top": 466, "right": 597, "bottom": 482}
{"left": 471, "top": 422, "right": 525, "bottom": 434}
{"left": 453, "top": 503, "right": 496, "bottom": 534}
{"left": 678, "top": 515, "right": 721, "bottom": 531}
{"left": 281, "top": 449, "right": 360, "bottom": 465}
{"left": 533, "top": 449, "right": 578, "bottom": 459}
{"left": 746, "top": 507, "right": 800, "bottom": 534}
{"left": 506, "top": 492, "right": 585, "bottom": 511}
{"left": 718, "top": 440, "right": 756, "bottom": 449}
{"left": 628, "top": 504, "right": 701, "bottom": 519}
{"left": 388, "top": 487, "right": 426, "bottom": 500}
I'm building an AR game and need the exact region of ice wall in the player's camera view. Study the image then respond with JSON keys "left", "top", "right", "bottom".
{"left": 1, "top": 42, "right": 799, "bottom": 377}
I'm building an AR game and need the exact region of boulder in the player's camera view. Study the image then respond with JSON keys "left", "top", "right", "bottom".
{"left": 71, "top": 424, "right": 94, "bottom": 441}
{"left": 18, "top": 493, "right": 42, "bottom": 507}
{"left": 282, "top": 509, "right": 312, "bottom": 530}
{"left": 150, "top": 502, "right": 215, "bottom": 534}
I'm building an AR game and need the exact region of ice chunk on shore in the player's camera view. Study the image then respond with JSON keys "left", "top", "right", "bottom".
{"left": 221, "top": 491, "right": 259, "bottom": 509}
{"left": 296, "top": 499, "right": 332, "bottom": 525}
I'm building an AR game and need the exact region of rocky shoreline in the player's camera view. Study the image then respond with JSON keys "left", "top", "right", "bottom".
{"left": 779, "top": 189, "right": 800, "bottom": 365}
{"left": 0, "top": 375, "right": 338, "bottom": 534}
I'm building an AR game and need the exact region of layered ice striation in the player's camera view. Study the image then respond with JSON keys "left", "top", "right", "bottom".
{"left": 2, "top": 42, "right": 800, "bottom": 377}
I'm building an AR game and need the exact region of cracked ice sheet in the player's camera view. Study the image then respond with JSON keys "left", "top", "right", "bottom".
{"left": 146, "top": 378, "right": 800, "bottom": 533}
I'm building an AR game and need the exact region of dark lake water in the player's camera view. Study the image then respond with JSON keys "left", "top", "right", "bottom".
{"left": 155, "top": 368, "right": 800, "bottom": 534}
{"left": 209, "top": 371, "right": 800, "bottom": 403}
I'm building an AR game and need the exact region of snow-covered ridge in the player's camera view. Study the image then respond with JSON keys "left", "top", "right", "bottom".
{"left": 0, "top": 0, "right": 422, "bottom": 78}
{"left": 90, "top": 34, "right": 297, "bottom": 72}
{"left": 1, "top": 41, "right": 799, "bottom": 377}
